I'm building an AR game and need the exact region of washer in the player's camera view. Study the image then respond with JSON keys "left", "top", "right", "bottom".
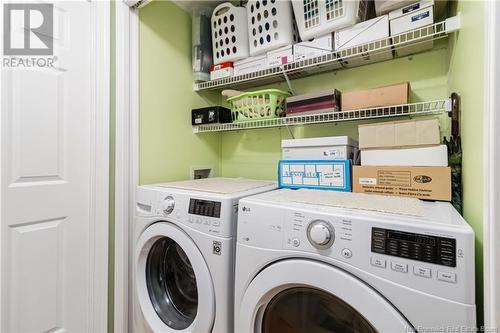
{"left": 132, "top": 177, "right": 276, "bottom": 333}
{"left": 235, "top": 189, "right": 476, "bottom": 333}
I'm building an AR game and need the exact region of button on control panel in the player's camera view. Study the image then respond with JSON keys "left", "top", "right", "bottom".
{"left": 391, "top": 262, "right": 408, "bottom": 273}
{"left": 370, "top": 257, "right": 386, "bottom": 268}
{"left": 413, "top": 266, "right": 432, "bottom": 278}
{"left": 341, "top": 248, "right": 352, "bottom": 259}
{"left": 437, "top": 271, "right": 457, "bottom": 283}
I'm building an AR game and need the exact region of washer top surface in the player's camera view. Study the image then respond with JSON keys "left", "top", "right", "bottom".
{"left": 153, "top": 177, "right": 276, "bottom": 195}
{"left": 242, "top": 188, "right": 469, "bottom": 228}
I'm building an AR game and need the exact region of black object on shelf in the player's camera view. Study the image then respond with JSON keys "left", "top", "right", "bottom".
{"left": 192, "top": 106, "right": 232, "bottom": 126}
{"left": 445, "top": 92, "right": 462, "bottom": 214}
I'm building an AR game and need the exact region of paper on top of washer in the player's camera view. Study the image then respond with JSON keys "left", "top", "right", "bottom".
{"left": 157, "top": 177, "right": 276, "bottom": 194}
{"left": 264, "top": 189, "right": 425, "bottom": 216}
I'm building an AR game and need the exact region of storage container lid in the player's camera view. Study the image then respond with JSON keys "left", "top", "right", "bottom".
{"left": 281, "top": 136, "right": 358, "bottom": 148}
{"left": 388, "top": 0, "right": 434, "bottom": 20}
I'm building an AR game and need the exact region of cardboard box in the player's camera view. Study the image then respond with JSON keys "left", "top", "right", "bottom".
{"left": 361, "top": 145, "right": 448, "bottom": 166}
{"left": 352, "top": 165, "right": 451, "bottom": 201}
{"left": 335, "top": 15, "right": 390, "bottom": 51}
{"left": 341, "top": 82, "right": 409, "bottom": 111}
{"left": 234, "top": 55, "right": 268, "bottom": 76}
{"left": 282, "top": 136, "right": 358, "bottom": 160}
{"left": 286, "top": 89, "right": 341, "bottom": 116}
{"left": 267, "top": 45, "right": 293, "bottom": 67}
{"left": 358, "top": 118, "right": 440, "bottom": 149}
{"left": 389, "top": 0, "right": 434, "bottom": 56}
{"left": 293, "top": 34, "right": 334, "bottom": 62}
{"left": 279, "top": 160, "right": 351, "bottom": 192}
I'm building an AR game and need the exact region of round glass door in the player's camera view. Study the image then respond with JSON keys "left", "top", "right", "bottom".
{"left": 262, "top": 287, "right": 376, "bottom": 333}
{"left": 146, "top": 237, "right": 198, "bottom": 330}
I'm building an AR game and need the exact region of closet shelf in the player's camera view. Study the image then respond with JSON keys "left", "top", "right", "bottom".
{"left": 194, "top": 16, "right": 460, "bottom": 92}
{"left": 192, "top": 98, "right": 451, "bottom": 133}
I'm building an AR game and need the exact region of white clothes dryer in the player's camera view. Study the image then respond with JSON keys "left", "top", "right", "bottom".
{"left": 132, "top": 178, "right": 276, "bottom": 333}
{"left": 234, "top": 189, "right": 476, "bottom": 333}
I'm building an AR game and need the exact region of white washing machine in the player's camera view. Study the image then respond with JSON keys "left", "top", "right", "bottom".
{"left": 234, "top": 189, "right": 476, "bottom": 333}
{"left": 132, "top": 178, "right": 276, "bottom": 333}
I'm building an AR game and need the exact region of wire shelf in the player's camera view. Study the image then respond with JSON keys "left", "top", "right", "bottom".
{"left": 192, "top": 98, "right": 451, "bottom": 133}
{"left": 195, "top": 16, "right": 460, "bottom": 91}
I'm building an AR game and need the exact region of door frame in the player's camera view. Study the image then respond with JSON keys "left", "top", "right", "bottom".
{"left": 0, "top": 1, "right": 110, "bottom": 332}
{"left": 114, "top": 2, "right": 139, "bottom": 332}
{"left": 483, "top": 0, "right": 500, "bottom": 329}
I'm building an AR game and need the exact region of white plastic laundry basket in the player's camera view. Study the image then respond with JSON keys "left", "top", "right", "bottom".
{"left": 292, "top": 0, "right": 371, "bottom": 41}
{"left": 246, "top": 0, "right": 296, "bottom": 56}
{"left": 212, "top": 2, "right": 249, "bottom": 63}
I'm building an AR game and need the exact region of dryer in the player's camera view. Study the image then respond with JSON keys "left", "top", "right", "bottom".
{"left": 234, "top": 189, "right": 476, "bottom": 333}
{"left": 132, "top": 178, "right": 276, "bottom": 333}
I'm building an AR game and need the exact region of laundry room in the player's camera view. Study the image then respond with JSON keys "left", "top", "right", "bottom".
{"left": 1, "top": 0, "right": 499, "bottom": 332}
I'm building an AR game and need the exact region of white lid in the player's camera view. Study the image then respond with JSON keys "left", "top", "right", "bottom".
{"left": 156, "top": 177, "right": 275, "bottom": 194}
{"left": 282, "top": 136, "right": 358, "bottom": 149}
{"left": 388, "top": 0, "right": 434, "bottom": 20}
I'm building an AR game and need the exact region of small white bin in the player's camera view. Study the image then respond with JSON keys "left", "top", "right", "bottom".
{"left": 282, "top": 136, "right": 358, "bottom": 160}
{"left": 292, "top": 0, "right": 373, "bottom": 41}
{"left": 247, "top": 0, "right": 299, "bottom": 56}
{"left": 212, "top": 2, "right": 249, "bottom": 63}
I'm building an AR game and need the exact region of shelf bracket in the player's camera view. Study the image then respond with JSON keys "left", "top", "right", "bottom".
{"left": 281, "top": 66, "right": 295, "bottom": 95}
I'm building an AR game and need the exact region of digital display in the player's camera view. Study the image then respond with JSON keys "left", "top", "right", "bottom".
{"left": 189, "top": 199, "right": 221, "bottom": 218}
{"left": 371, "top": 227, "right": 456, "bottom": 267}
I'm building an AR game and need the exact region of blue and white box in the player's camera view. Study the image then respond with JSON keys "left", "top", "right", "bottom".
{"left": 278, "top": 160, "right": 351, "bottom": 191}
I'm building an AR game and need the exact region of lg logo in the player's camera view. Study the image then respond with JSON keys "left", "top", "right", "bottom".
{"left": 3, "top": 3, "right": 54, "bottom": 56}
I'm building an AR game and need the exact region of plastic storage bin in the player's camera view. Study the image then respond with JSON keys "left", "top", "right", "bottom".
{"left": 227, "top": 89, "right": 291, "bottom": 122}
{"left": 211, "top": 2, "right": 249, "bottom": 63}
{"left": 246, "top": 0, "right": 296, "bottom": 56}
{"left": 292, "top": 0, "right": 374, "bottom": 41}
{"left": 192, "top": 7, "right": 213, "bottom": 82}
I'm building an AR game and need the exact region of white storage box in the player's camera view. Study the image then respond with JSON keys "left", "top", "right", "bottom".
{"left": 212, "top": 3, "right": 249, "bottom": 63}
{"left": 267, "top": 45, "right": 294, "bottom": 67}
{"left": 292, "top": 0, "right": 373, "bottom": 41}
{"left": 234, "top": 55, "right": 268, "bottom": 76}
{"left": 210, "top": 66, "right": 234, "bottom": 80}
{"left": 247, "top": 0, "right": 297, "bottom": 56}
{"left": 335, "top": 15, "right": 392, "bottom": 67}
{"left": 293, "top": 33, "right": 334, "bottom": 61}
{"left": 361, "top": 145, "right": 448, "bottom": 166}
{"left": 389, "top": 0, "right": 434, "bottom": 56}
{"left": 282, "top": 136, "right": 358, "bottom": 160}
{"left": 279, "top": 160, "right": 351, "bottom": 191}
{"left": 375, "top": 0, "right": 417, "bottom": 15}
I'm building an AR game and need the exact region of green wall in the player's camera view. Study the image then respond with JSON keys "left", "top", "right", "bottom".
{"left": 447, "top": 0, "right": 484, "bottom": 324}
{"left": 139, "top": 1, "right": 221, "bottom": 184}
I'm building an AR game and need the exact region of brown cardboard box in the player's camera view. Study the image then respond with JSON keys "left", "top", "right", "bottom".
{"left": 358, "top": 118, "right": 441, "bottom": 149}
{"left": 341, "top": 82, "right": 409, "bottom": 111}
{"left": 352, "top": 166, "right": 451, "bottom": 201}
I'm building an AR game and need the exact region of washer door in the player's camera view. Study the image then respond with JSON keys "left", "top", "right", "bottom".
{"left": 239, "top": 259, "right": 414, "bottom": 333}
{"left": 135, "top": 222, "right": 215, "bottom": 332}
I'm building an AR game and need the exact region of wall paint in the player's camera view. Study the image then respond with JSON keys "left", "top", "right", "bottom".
{"left": 447, "top": 0, "right": 484, "bottom": 324}
{"left": 139, "top": 1, "right": 221, "bottom": 185}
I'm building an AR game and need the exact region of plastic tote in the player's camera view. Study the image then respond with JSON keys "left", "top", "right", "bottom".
{"left": 227, "top": 89, "right": 291, "bottom": 122}
{"left": 212, "top": 2, "right": 249, "bottom": 63}
{"left": 246, "top": 0, "right": 296, "bottom": 56}
{"left": 292, "top": 0, "right": 373, "bottom": 41}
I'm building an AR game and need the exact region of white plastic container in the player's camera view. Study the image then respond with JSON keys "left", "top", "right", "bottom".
{"left": 247, "top": 0, "right": 296, "bottom": 56}
{"left": 282, "top": 136, "right": 358, "bottom": 160}
{"left": 212, "top": 2, "right": 249, "bottom": 63}
{"left": 292, "top": 0, "right": 373, "bottom": 41}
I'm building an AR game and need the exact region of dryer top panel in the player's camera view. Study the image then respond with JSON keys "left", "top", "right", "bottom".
{"left": 153, "top": 177, "right": 276, "bottom": 195}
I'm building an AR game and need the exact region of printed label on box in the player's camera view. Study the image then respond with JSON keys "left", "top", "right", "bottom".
{"left": 359, "top": 177, "right": 377, "bottom": 185}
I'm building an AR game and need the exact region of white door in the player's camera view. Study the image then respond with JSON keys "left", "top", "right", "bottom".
{"left": 237, "top": 259, "right": 413, "bottom": 333}
{"left": 0, "top": 1, "right": 109, "bottom": 332}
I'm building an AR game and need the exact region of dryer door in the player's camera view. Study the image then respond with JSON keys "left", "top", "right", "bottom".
{"left": 135, "top": 222, "right": 215, "bottom": 332}
{"left": 238, "top": 259, "right": 414, "bottom": 333}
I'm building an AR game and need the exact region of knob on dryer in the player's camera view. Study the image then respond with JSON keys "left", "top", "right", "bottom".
{"left": 161, "top": 196, "right": 175, "bottom": 215}
{"left": 307, "top": 220, "right": 335, "bottom": 250}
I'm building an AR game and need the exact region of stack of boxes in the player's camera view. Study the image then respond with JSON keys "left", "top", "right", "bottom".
{"left": 353, "top": 118, "right": 451, "bottom": 201}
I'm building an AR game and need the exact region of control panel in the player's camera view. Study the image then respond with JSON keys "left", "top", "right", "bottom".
{"left": 188, "top": 199, "right": 221, "bottom": 218}
{"left": 371, "top": 227, "right": 456, "bottom": 267}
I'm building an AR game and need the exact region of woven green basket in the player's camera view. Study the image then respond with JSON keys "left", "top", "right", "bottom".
{"left": 227, "top": 89, "right": 291, "bottom": 122}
